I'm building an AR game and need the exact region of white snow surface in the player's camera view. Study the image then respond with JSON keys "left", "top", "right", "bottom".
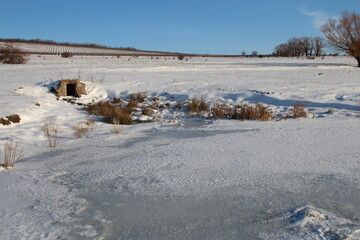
{"left": 0, "top": 55, "right": 360, "bottom": 239}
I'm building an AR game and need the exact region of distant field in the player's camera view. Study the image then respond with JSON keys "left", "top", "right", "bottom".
{"left": 0, "top": 40, "right": 178, "bottom": 56}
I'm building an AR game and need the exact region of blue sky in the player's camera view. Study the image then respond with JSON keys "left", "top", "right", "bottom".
{"left": 1, "top": 0, "right": 359, "bottom": 54}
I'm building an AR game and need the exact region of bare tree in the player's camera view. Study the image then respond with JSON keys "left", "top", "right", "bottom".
{"left": 312, "top": 37, "right": 326, "bottom": 56}
{"left": 321, "top": 11, "right": 360, "bottom": 67}
{"left": 300, "top": 37, "right": 312, "bottom": 56}
{"left": 274, "top": 36, "right": 325, "bottom": 57}
{"left": 274, "top": 43, "right": 290, "bottom": 57}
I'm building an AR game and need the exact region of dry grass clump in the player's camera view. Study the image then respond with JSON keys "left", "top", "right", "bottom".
{"left": 212, "top": 104, "right": 225, "bottom": 119}
{"left": 41, "top": 117, "right": 61, "bottom": 148}
{"left": 127, "top": 99, "right": 139, "bottom": 109}
{"left": 1, "top": 140, "right": 22, "bottom": 169}
{"left": 281, "top": 103, "right": 308, "bottom": 119}
{"left": 0, "top": 44, "right": 27, "bottom": 64}
{"left": 188, "top": 96, "right": 209, "bottom": 115}
{"left": 142, "top": 106, "right": 153, "bottom": 116}
{"left": 130, "top": 92, "right": 147, "bottom": 103}
{"left": 72, "top": 120, "right": 96, "bottom": 139}
{"left": 292, "top": 103, "right": 308, "bottom": 118}
{"left": 85, "top": 101, "right": 133, "bottom": 125}
{"left": 107, "top": 108, "right": 133, "bottom": 125}
{"left": 234, "top": 103, "right": 273, "bottom": 121}
{"left": 210, "top": 103, "right": 273, "bottom": 121}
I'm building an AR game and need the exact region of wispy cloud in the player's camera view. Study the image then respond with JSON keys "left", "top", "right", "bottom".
{"left": 300, "top": 7, "right": 335, "bottom": 29}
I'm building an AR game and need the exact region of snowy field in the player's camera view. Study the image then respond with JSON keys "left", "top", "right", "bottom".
{"left": 0, "top": 55, "right": 360, "bottom": 239}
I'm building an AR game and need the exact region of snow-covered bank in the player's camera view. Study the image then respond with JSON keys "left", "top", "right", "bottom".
{"left": 0, "top": 55, "right": 359, "bottom": 239}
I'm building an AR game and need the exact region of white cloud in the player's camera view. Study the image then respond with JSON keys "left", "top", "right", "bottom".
{"left": 300, "top": 7, "right": 335, "bottom": 29}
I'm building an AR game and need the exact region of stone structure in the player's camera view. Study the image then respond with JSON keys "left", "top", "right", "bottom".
{"left": 54, "top": 79, "right": 86, "bottom": 97}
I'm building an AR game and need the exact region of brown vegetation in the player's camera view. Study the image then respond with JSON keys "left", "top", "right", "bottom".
{"left": 188, "top": 96, "right": 209, "bottom": 115}
{"left": 85, "top": 101, "right": 133, "bottom": 125}
{"left": 1, "top": 140, "right": 22, "bottom": 169}
{"left": 41, "top": 117, "right": 61, "bottom": 148}
{"left": 61, "top": 52, "right": 74, "bottom": 58}
{"left": 0, "top": 44, "right": 27, "bottom": 64}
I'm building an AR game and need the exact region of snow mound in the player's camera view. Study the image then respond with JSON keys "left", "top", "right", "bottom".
{"left": 270, "top": 205, "right": 360, "bottom": 240}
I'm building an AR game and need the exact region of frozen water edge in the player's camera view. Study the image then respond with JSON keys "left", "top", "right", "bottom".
{"left": 25, "top": 119, "right": 359, "bottom": 240}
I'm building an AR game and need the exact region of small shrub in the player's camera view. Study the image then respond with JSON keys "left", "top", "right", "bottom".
{"left": 0, "top": 118, "right": 11, "bottom": 126}
{"left": 188, "top": 96, "right": 209, "bottom": 115}
{"left": 72, "top": 124, "right": 91, "bottom": 139}
{"left": 178, "top": 55, "right": 185, "bottom": 60}
{"left": 212, "top": 104, "right": 225, "bottom": 119}
{"left": 112, "top": 97, "right": 122, "bottom": 104}
{"left": 85, "top": 102, "right": 133, "bottom": 125}
{"left": 142, "top": 107, "right": 153, "bottom": 116}
{"left": 234, "top": 103, "right": 273, "bottom": 121}
{"left": 2, "top": 140, "right": 22, "bottom": 169}
{"left": 41, "top": 117, "right": 61, "bottom": 148}
{"left": 6, "top": 114, "right": 20, "bottom": 123}
{"left": 127, "top": 99, "right": 139, "bottom": 109}
{"left": 0, "top": 44, "right": 27, "bottom": 64}
{"left": 130, "top": 92, "right": 147, "bottom": 103}
{"left": 61, "top": 52, "right": 73, "bottom": 58}
{"left": 107, "top": 108, "right": 133, "bottom": 125}
{"left": 292, "top": 103, "right": 308, "bottom": 118}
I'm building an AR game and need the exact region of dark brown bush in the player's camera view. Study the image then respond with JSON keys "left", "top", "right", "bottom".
{"left": 127, "top": 99, "right": 139, "bottom": 109}
{"left": 0, "top": 118, "right": 11, "bottom": 125}
{"left": 112, "top": 97, "right": 122, "bottom": 104}
{"left": 0, "top": 45, "right": 27, "bottom": 64}
{"left": 142, "top": 107, "right": 153, "bottom": 116}
{"left": 61, "top": 52, "right": 73, "bottom": 58}
{"left": 130, "top": 92, "right": 147, "bottom": 103}
{"left": 6, "top": 114, "right": 20, "bottom": 123}
{"left": 292, "top": 103, "right": 308, "bottom": 118}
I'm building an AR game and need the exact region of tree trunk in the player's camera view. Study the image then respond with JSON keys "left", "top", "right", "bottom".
{"left": 357, "top": 57, "right": 360, "bottom": 67}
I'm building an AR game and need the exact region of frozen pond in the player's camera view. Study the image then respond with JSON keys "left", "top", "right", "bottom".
{"left": 46, "top": 122, "right": 360, "bottom": 239}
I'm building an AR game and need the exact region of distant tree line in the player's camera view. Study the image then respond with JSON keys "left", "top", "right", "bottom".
{"left": 273, "top": 37, "right": 326, "bottom": 57}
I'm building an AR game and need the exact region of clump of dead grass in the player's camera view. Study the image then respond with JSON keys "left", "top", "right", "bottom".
{"left": 210, "top": 103, "right": 273, "bottom": 121}
{"left": 188, "top": 96, "right": 209, "bottom": 115}
{"left": 72, "top": 120, "right": 96, "bottom": 139}
{"left": 281, "top": 103, "right": 308, "bottom": 119}
{"left": 292, "top": 103, "right": 308, "bottom": 118}
{"left": 129, "top": 92, "right": 147, "bottom": 103}
{"left": 41, "top": 117, "right": 61, "bottom": 148}
{"left": 85, "top": 101, "right": 133, "bottom": 125}
{"left": 1, "top": 139, "right": 23, "bottom": 169}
